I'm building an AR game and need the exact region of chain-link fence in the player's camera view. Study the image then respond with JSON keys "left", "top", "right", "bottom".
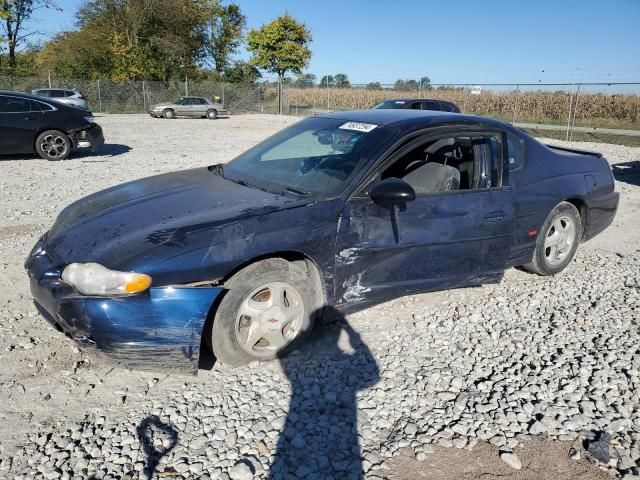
{"left": 0, "top": 75, "right": 275, "bottom": 114}
{"left": 2, "top": 74, "right": 639, "bottom": 145}
{"left": 281, "top": 82, "right": 640, "bottom": 146}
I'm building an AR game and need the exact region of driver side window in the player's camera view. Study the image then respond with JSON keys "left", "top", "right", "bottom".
{"left": 379, "top": 133, "right": 504, "bottom": 195}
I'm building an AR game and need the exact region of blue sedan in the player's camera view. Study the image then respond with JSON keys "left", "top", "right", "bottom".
{"left": 25, "top": 110, "right": 619, "bottom": 371}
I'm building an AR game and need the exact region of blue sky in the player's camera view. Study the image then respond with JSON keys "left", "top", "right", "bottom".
{"left": 32, "top": 0, "right": 640, "bottom": 85}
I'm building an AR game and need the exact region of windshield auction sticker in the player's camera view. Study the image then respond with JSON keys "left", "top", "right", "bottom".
{"left": 339, "top": 122, "right": 378, "bottom": 133}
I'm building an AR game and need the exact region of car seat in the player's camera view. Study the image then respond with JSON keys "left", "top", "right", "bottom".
{"left": 402, "top": 162, "right": 461, "bottom": 194}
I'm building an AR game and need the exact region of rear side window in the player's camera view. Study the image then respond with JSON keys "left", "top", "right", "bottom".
{"left": 0, "top": 96, "right": 30, "bottom": 112}
{"left": 423, "top": 101, "right": 442, "bottom": 111}
{"left": 64, "top": 90, "right": 75, "bottom": 97}
{"left": 506, "top": 132, "right": 525, "bottom": 170}
{"left": 50, "top": 90, "right": 66, "bottom": 98}
{"left": 441, "top": 104, "right": 454, "bottom": 112}
{"left": 30, "top": 100, "right": 54, "bottom": 111}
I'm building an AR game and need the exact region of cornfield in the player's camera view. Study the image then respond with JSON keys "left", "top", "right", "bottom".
{"left": 282, "top": 87, "right": 640, "bottom": 129}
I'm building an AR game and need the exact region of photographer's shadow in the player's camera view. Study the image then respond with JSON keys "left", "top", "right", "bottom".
{"left": 269, "top": 307, "right": 380, "bottom": 479}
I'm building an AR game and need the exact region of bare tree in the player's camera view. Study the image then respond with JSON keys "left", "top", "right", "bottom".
{"left": 1, "top": 0, "right": 57, "bottom": 66}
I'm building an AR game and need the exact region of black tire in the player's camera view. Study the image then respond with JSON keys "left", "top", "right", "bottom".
{"left": 35, "top": 130, "right": 71, "bottom": 161}
{"left": 210, "top": 258, "right": 320, "bottom": 367}
{"left": 206, "top": 109, "right": 218, "bottom": 120}
{"left": 523, "top": 201, "right": 582, "bottom": 276}
{"left": 163, "top": 109, "right": 175, "bottom": 119}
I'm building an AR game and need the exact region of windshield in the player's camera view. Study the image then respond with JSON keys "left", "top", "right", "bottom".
{"left": 222, "top": 117, "right": 392, "bottom": 197}
{"left": 373, "top": 100, "right": 407, "bottom": 109}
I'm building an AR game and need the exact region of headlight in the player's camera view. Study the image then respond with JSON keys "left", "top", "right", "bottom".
{"left": 84, "top": 115, "right": 95, "bottom": 123}
{"left": 61, "top": 263, "right": 152, "bottom": 296}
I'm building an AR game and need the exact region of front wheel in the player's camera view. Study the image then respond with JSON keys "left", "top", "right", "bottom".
{"left": 206, "top": 109, "right": 218, "bottom": 120}
{"left": 523, "top": 201, "right": 582, "bottom": 276}
{"left": 35, "top": 130, "right": 71, "bottom": 161}
{"left": 163, "top": 109, "right": 175, "bottom": 119}
{"left": 210, "top": 258, "right": 319, "bottom": 367}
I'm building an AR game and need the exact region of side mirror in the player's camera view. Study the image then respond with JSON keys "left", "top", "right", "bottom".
{"left": 370, "top": 178, "right": 416, "bottom": 206}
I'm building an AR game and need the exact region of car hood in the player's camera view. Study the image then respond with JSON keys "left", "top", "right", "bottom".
{"left": 46, "top": 167, "right": 308, "bottom": 268}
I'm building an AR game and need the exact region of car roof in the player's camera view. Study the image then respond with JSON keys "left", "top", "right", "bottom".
{"left": 317, "top": 109, "right": 508, "bottom": 129}
{"left": 380, "top": 98, "right": 454, "bottom": 103}
{"left": 1, "top": 90, "right": 47, "bottom": 99}
{"left": 33, "top": 87, "right": 77, "bottom": 91}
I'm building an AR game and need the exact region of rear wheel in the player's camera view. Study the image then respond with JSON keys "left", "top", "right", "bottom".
{"left": 206, "top": 109, "right": 218, "bottom": 120}
{"left": 35, "top": 130, "right": 71, "bottom": 161}
{"left": 523, "top": 201, "right": 582, "bottom": 276}
{"left": 163, "top": 109, "right": 175, "bottom": 119}
{"left": 210, "top": 258, "right": 320, "bottom": 367}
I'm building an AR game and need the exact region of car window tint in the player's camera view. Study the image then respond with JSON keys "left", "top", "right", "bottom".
{"left": 410, "top": 102, "right": 422, "bottom": 110}
{"left": 261, "top": 130, "right": 337, "bottom": 161}
{"left": 441, "top": 104, "right": 454, "bottom": 112}
{"left": 0, "top": 95, "right": 30, "bottom": 113}
{"left": 64, "top": 91, "right": 75, "bottom": 97}
{"left": 50, "top": 90, "right": 66, "bottom": 98}
{"left": 506, "top": 132, "right": 524, "bottom": 170}
{"left": 34, "top": 90, "right": 50, "bottom": 97}
{"left": 423, "top": 101, "right": 442, "bottom": 111}
{"left": 30, "top": 100, "right": 54, "bottom": 112}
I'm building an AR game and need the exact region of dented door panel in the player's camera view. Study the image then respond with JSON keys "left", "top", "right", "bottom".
{"left": 335, "top": 188, "right": 513, "bottom": 305}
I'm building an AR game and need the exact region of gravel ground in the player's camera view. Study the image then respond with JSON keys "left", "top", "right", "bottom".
{"left": 0, "top": 114, "right": 639, "bottom": 480}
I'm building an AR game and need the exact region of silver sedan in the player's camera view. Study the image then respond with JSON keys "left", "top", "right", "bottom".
{"left": 148, "top": 96, "right": 228, "bottom": 119}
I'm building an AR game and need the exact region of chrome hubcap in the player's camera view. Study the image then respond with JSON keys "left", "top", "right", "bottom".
{"left": 235, "top": 282, "right": 304, "bottom": 357}
{"left": 40, "top": 134, "right": 68, "bottom": 158}
{"left": 544, "top": 215, "right": 576, "bottom": 266}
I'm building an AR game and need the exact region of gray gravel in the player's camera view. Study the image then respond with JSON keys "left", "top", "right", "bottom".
{"left": 0, "top": 115, "right": 638, "bottom": 479}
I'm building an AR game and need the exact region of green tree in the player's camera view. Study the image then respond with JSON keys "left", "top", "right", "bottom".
{"left": 405, "top": 79, "right": 418, "bottom": 90}
{"left": 393, "top": 79, "right": 405, "bottom": 90}
{"left": 420, "top": 76, "right": 432, "bottom": 91}
{"left": 206, "top": 1, "right": 245, "bottom": 75}
{"left": 246, "top": 13, "right": 312, "bottom": 81}
{"left": 222, "top": 60, "right": 261, "bottom": 84}
{"left": 319, "top": 74, "right": 334, "bottom": 87}
{"left": 334, "top": 73, "right": 350, "bottom": 87}
{"left": 1, "top": 0, "right": 58, "bottom": 68}
{"left": 39, "top": 0, "right": 211, "bottom": 81}
{"left": 294, "top": 72, "right": 316, "bottom": 88}
{"left": 366, "top": 82, "right": 382, "bottom": 90}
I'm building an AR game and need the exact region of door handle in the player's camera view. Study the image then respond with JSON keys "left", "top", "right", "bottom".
{"left": 483, "top": 211, "right": 505, "bottom": 222}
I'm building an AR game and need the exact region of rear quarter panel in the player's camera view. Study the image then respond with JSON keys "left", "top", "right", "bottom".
{"left": 508, "top": 136, "right": 614, "bottom": 266}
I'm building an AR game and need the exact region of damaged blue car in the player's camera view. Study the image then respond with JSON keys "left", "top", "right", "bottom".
{"left": 25, "top": 110, "right": 618, "bottom": 371}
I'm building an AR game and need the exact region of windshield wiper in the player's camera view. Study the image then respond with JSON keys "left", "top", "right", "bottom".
{"left": 282, "top": 187, "right": 308, "bottom": 197}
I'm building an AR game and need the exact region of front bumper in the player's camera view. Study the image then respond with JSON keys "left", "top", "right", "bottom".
{"left": 25, "top": 235, "right": 222, "bottom": 373}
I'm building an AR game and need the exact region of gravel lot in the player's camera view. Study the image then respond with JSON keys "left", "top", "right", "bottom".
{"left": 0, "top": 114, "right": 639, "bottom": 480}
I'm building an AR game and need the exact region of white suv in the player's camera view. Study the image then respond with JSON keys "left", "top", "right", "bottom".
{"left": 31, "top": 88, "right": 88, "bottom": 110}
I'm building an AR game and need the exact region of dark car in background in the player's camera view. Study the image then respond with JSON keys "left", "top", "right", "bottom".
{"left": 25, "top": 109, "right": 618, "bottom": 372}
{"left": 31, "top": 88, "right": 89, "bottom": 110}
{"left": 373, "top": 98, "right": 461, "bottom": 113}
{"left": 0, "top": 91, "right": 103, "bottom": 161}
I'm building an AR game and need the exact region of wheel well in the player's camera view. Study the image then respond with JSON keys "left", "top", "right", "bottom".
{"left": 565, "top": 197, "right": 588, "bottom": 240}
{"left": 33, "top": 129, "right": 71, "bottom": 151}
{"left": 199, "top": 251, "right": 326, "bottom": 356}
{"left": 221, "top": 251, "right": 325, "bottom": 301}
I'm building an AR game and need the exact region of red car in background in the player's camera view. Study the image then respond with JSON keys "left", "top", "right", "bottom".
{"left": 373, "top": 98, "right": 462, "bottom": 113}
